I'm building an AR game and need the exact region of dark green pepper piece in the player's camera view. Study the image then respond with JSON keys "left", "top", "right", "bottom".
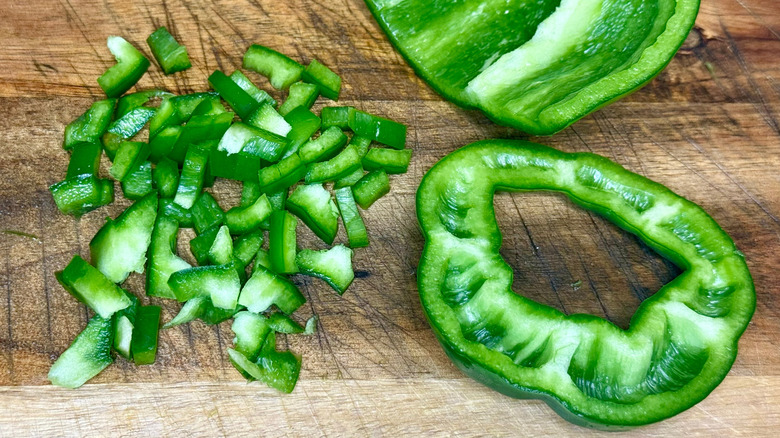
{"left": 147, "top": 26, "right": 191, "bottom": 75}
{"left": 55, "top": 255, "right": 133, "bottom": 318}
{"left": 268, "top": 210, "right": 298, "bottom": 274}
{"left": 97, "top": 36, "right": 150, "bottom": 98}
{"left": 352, "top": 170, "right": 390, "bottom": 209}
{"left": 63, "top": 99, "right": 116, "bottom": 150}
{"left": 48, "top": 314, "right": 114, "bottom": 388}
{"left": 131, "top": 305, "right": 161, "bottom": 365}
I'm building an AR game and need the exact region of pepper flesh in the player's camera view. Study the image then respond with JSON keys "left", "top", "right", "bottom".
{"left": 365, "top": 0, "right": 700, "bottom": 135}
{"left": 416, "top": 140, "right": 755, "bottom": 428}
{"left": 97, "top": 36, "right": 150, "bottom": 98}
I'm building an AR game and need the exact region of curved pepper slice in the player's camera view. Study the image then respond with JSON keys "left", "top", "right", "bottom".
{"left": 365, "top": 0, "right": 699, "bottom": 135}
{"left": 416, "top": 140, "right": 754, "bottom": 428}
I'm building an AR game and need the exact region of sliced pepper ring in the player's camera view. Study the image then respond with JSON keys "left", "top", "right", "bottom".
{"left": 416, "top": 140, "right": 755, "bottom": 428}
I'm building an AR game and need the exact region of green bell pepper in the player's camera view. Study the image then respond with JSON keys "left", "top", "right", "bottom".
{"left": 230, "top": 70, "right": 276, "bottom": 107}
{"left": 121, "top": 161, "right": 154, "bottom": 200}
{"left": 50, "top": 175, "right": 114, "bottom": 216}
{"left": 364, "top": 0, "right": 700, "bottom": 135}
{"left": 190, "top": 192, "right": 225, "bottom": 235}
{"left": 243, "top": 44, "right": 304, "bottom": 90}
{"left": 147, "top": 27, "right": 191, "bottom": 75}
{"left": 48, "top": 314, "right": 114, "bottom": 388}
{"left": 334, "top": 187, "right": 369, "bottom": 248}
{"left": 153, "top": 157, "right": 180, "bottom": 198}
{"left": 286, "top": 184, "right": 339, "bottom": 245}
{"left": 130, "top": 305, "right": 161, "bottom": 365}
{"left": 278, "top": 82, "right": 319, "bottom": 116}
{"left": 63, "top": 99, "right": 116, "bottom": 150}
{"left": 173, "top": 141, "right": 214, "bottom": 209}
{"left": 90, "top": 192, "right": 158, "bottom": 284}
{"left": 238, "top": 265, "right": 305, "bottom": 314}
{"left": 268, "top": 210, "right": 298, "bottom": 274}
{"left": 97, "top": 36, "right": 150, "bottom": 98}
{"left": 296, "top": 245, "right": 354, "bottom": 294}
{"left": 352, "top": 169, "right": 390, "bottom": 209}
{"left": 416, "top": 140, "right": 755, "bottom": 428}
{"left": 247, "top": 103, "right": 292, "bottom": 137}
{"left": 283, "top": 106, "right": 321, "bottom": 157}
{"left": 301, "top": 59, "right": 340, "bottom": 101}
{"left": 146, "top": 209, "right": 191, "bottom": 299}
{"left": 55, "top": 255, "right": 133, "bottom": 319}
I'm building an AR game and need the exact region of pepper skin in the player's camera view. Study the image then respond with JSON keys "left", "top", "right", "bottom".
{"left": 416, "top": 140, "right": 754, "bottom": 428}
{"left": 365, "top": 0, "right": 700, "bottom": 135}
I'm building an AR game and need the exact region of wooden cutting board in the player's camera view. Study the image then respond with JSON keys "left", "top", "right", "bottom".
{"left": 0, "top": 0, "right": 778, "bottom": 435}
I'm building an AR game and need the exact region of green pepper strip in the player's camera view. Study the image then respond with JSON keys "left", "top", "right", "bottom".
{"left": 362, "top": 148, "right": 412, "bottom": 174}
{"left": 153, "top": 157, "right": 180, "bottom": 198}
{"left": 55, "top": 255, "right": 133, "bottom": 319}
{"left": 48, "top": 314, "right": 114, "bottom": 388}
{"left": 278, "top": 82, "right": 320, "bottom": 116}
{"left": 131, "top": 305, "right": 161, "bottom": 365}
{"left": 286, "top": 184, "right": 339, "bottom": 245}
{"left": 283, "top": 106, "right": 321, "bottom": 157}
{"left": 173, "top": 141, "right": 214, "bottom": 209}
{"left": 230, "top": 70, "right": 276, "bottom": 107}
{"left": 97, "top": 36, "right": 150, "bottom": 98}
{"left": 147, "top": 27, "right": 191, "bottom": 75}
{"left": 416, "top": 140, "right": 755, "bottom": 428}
{"left": 64, "top": 99, "right": 116, "bottom": 150}
{"left": 352, "top": 170, "right": 390, "bottom": 209}
{"left": 334, "top": 187, "right": 369, "bottom": 248}
{"left": 147, "top": 209, "right": 191, "bottom": 299}
{"left": 121, "top": 161, "right": 154, "bottom": 200}
{"left": 268, "top": 210, "right": 298, "bottom": 274}
{"left": 296, "top": 245, "right": 354, "bottom": 294}
{"left": 365, "top": 0, "right": 700, "bottom": 135}
{"left": 348, "top": 110, "right": 406, "bottom": 150}
{"left": 243, "top": 44, "right": 304, "bottom": 90}
{"left": 191, "top": 192, "right": 225, "bottom": 235}
{"left": 301, "top": 59, "right": 341, "bottom": 101}
{"left": 208, "top": 70, "right": 259, "bottom": 120}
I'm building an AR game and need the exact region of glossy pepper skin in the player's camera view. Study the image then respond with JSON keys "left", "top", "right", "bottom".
{"left": 416, "top": 140, "right": 754, "bottom": 428}
{"left": 365, "top": 0, "right": 700, "bottom": 135}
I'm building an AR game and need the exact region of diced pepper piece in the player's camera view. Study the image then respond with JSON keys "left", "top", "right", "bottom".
{"left": 352, "top": 170, "right": 390, "bottom": 209}
{"left": 278, "top": 82, "right": 319, "bottom": 116}
{"left": 225, "top": 193, "right": 273, "bottom": 234}
{"left": 228, "top": 342, "right": 301, "bottom": 393}
{"left": 64, "top": 99, "right": 116, "bottom": 150}
{"left": 110, "top": 141, "right": 151, "bottom": 181}
{"left": 233, "top": 229, "right": 264, "bottom": 267}
{"left": 305, "top": 143, "right": 362, "bottom": 183}
{"left": 48, "top": 314, "right": 114, "bottom": 388}
{"left": 246, "top": 103, "right": 292, "bottom": 137}
{"left": 350, "top": 136, "right": 372, "bottom": 158}
{"left": 147, "top": 26, "right": 191, "bottom": 75}
{"left": 153, "top": 157, "right": 180, "bottom": 198}
{"left": 121, "top": 161, "right": 154, "bottom": 200}
{"left": 56, "top": 255, "right": 133, "bottom": 318}
{"left": 116, "top": 90, "right": 173, "bottom": 119}
{"left": 267, "top": 312, "right": 305, "bottom": 334}
{"left": 320, "top": 106, "right": 353, "bottom": 130}
{"left": 159, "top": 198, "right": 194, "bottom": 228}
{"left": 191, "top": 96, "right": 228, "bottom": 117}
{"left": 148, "top": 92, "right": 216, "bottom": 137}
{"left": 168, "top": 264, "right": 241, "bottom": 308}
{"left": 231, "top": 311, "right": 271, "bottom": 362}
{"left": 229, "top": 70, "right": 276, "bottom": 107}
{"left": 282, "top": 106, "right": 321, "bottom": 157}
{"left": 173, "top": 141, "right": 213, "bottom": 209}
{"left": 148, "top": 125, "right": 182, "bottom": 162}
{"left": 348, "top": 110, "right": 406, "bottom": 149}
{"left": 252, "top": 249, "right": 272, "bottom": 273}
{"left": 66, "top": 141, "right": 102, "bottom": 179}
{"left": 106, "top": 106, "right": 156, "bottom": 144}
{"left": 169, "top": 114, "right": 231, "bottom": 163}
{"left": 97, "top": 36, "right": 151, "bottom": 98}
{"left": 301, "top": 59, "right": 341, "bottom": 101}
{"left": 209, "top": 123, "right": 288, "bottom": 182}
{"left": 259, "top": 190, "right": 287, "bottom": 230}
{"left": 296, "top": 245, "right": 355, "bottom": 294}
{"left": 164, "top": 296, "right": 240, "bottom": 328}
{"left": 286, "top": 184, "right": 339, "bottom": 245}
{"left": 112, "top": 294, "right": 138, "bottom": 360}
{"left": 208, "top": 226, "right": 234, "bottom": 267}
{"left": 257, "top": 153, "right": 307, "bottom": 194}
{"left": 243, "top": 44, "right": 304, "bottom": 90}
{"left": 189, "top": 226, "right": 220, "bottom": 266}
{"left": 304, "top": 316, "right": 318, "bottom": 335}
{"left": 298, "top": 126, "right": 348, "bottom": 163}
{"left": 50, "top": 175, "right": 114, "bottom": 216}
{"left": 362, "top": 148, "right": 412, "bottom": 174}
{"left": 334, "top": 166, "right": 364, "bottom": 189}
{"left": 241, "top": 180, "right": 262, "bottom": 207}
{"left": 90, "top": 192, "right": 157, "bottom": 283}
{"left": 268, "top": 210, "right": 298, "bottom": 274}
{"left": 131, "top": 305, "right": 161, "bottom": 365}
{"left": 334, "top": 187, "right": 369, "bottom": 248}
{"left": 208, "top": 70, "right": 259, "bottom": 120}
{"left": 190, "top": 192, "right": 224, "bottom": 235}
{"left": 146, "top": 211, "right": 191, "bottom": 299}
{"left": 238, "top": 265, "right": 305, "bottom": 314}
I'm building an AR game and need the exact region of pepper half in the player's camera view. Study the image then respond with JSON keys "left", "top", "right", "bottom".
{"left": 416, "top": 140, "right": 754, "bottom": 428}
{"left": 365, "top": 0, "right": 700, "bottom": 135}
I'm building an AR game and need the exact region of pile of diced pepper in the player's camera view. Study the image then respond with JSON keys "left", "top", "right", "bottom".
{"left": 47, "top": 28, "right": 412, "bottom": 392}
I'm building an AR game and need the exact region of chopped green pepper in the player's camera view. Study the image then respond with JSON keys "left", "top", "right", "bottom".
{"left": 283, "top": 106, "right": 321, "bottom": 157}
{"left": 268, "top": 210, "right": 298, "bottom": 274}
{"left": 97, "top": 36, "right": 150, "bottom": 98}
{"left": 112, "top": 293, "right": 138, "bottom": 360}
{"left": 65, "top": 142, "right": 102, "bottom": 179}
{"left": 296, "top": 245, "right": 354, "bottom": 294}
{"left": 365, "top": 0, "right": 700, "bottom": 135}
{"left": 64, "top": 99, "right": 116, "bottom": 150}
{"left": 416, "top": 140, "right": 755, "bottom": 428}
{"left": 231, "top": 311, "right": 271, "bottom": 362}
{"left": 209, "top": 122, "right": 288, "bottom": 182}
{"left": 48, "top": 314, "right": 114, "bottom": 388}
{"left": 334, "top": 187, "right": 369, "bottom": 248}
{"left": 348, "top": 110, "right": 406, "bottom": 150}
{"left": 320, "top": 106, "right": 353, "bottom": 131}
{"left": 301, "top": 59, "right": 341, "bottom": 101}
{"left": 225, "top": 193, "right": 273, "bottom": 234}
{"left": 352, "top": 170, "right": 390, "bottom": 209}
{"left": 159, "top": 198, "right": 194, "bottom": 227}
{"left": 247, "top": 103, "right": 292, "bottom": 137}
{"left": 147, "top": 26, "right": 191, "bottom": 75}
{"left": 305, "top": 143, "right": 362, "bottom": 183}
{"left": 90, "top": 192, "right": 158, "bottom": 284}
{"left": 298, "top": 126, "right": 348, "bottom": 163}
{"left": 257, "top": 153, "right": 307, "bottom": 194}
{"left": 173, "top": 141, "right": 214, "bottom": 209}
{"left": 286, "top": 184, "right": 339, "bottom": 245}
{"left": 55, "top": 255, "right": 133, "bottom": 318}
{"left": 50, "top": 175, "right": 114, "bottom": 216}
{"left": 238, "top": 265, "right": 305, "bottom": 314}
{"left": 121, "top": 161, "right": 154, "bottom": 200}
{"left": 168, "top": 264, "right": 241, "bottom": 308}
{"left": 153, "top": 157, "right": 180, "bottom": 198}
{"left": 267, "top": 312, "right": 305, "bottom": 334}
{"left": 110, "top": 141, "right": 151, "bottom": 181}
{"left": 130, "top": 305, "right": 161, "bottom": 365}
{"left": 362, "top": 148, "right": 411, "bottom": 174}
{"left": 208, "top": 70, "right": 259, "bottom": 120}
{"left": 230, "top": 70, "right": 276, "bottom": 107}
{"left": 190, "top": 192, "right": 225, "bottom": 235}
{"left": 146, "top": 210, "right": 191, "bottom": 299}
{"left": 233, "top": 229, "right": 265, "bottom": 268}
{"left": 116, "top": 89, "right": 173, "bottom": 119}
{"left": 278, "top": 82, "right": 320, "bottom": 116}
{"left": 243, "top": 44, "right": 304, "bottom": 90}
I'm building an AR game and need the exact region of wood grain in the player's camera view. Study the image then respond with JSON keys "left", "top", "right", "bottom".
{"left": 0, "top": 0, "right": 778, "bottom": 435}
